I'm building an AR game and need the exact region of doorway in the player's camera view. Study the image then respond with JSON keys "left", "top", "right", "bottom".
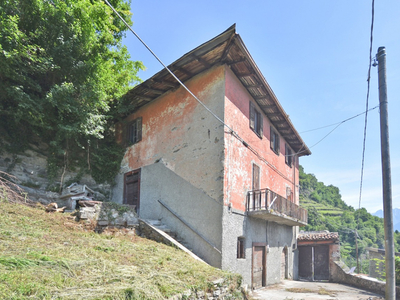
{"left": 124, "top": 169, "right": 140, "bottom": 212}
{"left": 298, "top": 245, "right": 329, "bottom": 281}
{"left": 252, "top": 243, "right": 267, "bottom": 289}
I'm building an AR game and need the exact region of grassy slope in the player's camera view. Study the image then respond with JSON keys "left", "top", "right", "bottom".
{"left": 0, "top": 200, "right": 241, "bottom": 299}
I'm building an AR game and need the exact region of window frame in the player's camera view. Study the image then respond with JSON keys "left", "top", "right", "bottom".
{"left": 249, "top": 101, "right": 263, "bottom": 138}
{"left": 285, "top": 144, "right": 293, "bottom": 167}
{"left": 128, "top": 117, "right": 142, "bottom": 145}
{"left": 252, "top": 163, "right": 260, "bottom": 191}
{"left": 270, "top": 127, "right": 280, "bottom": 155}
{"left": 237, "top": 237, "right": 245, "bottom": 259}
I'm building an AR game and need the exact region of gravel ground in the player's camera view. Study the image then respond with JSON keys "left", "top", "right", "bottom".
{"left": 251, "top": 280, "right": 384, "bottom": 300}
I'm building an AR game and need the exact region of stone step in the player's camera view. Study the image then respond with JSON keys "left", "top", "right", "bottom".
{"left": 146, "top": 219, "right": 162, "bottom": 226}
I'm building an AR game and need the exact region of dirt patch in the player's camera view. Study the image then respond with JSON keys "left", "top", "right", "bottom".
{"left": 253, "top": 280, "right": 384, "bottom": 300}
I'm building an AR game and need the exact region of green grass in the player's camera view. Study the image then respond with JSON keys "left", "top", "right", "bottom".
{"left": 0, "top": 200, "right": 241, "bottom": 299}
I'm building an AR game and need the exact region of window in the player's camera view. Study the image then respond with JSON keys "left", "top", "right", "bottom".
{"left": 270, "top": 127, "right": 280, "bottom": 154}
{"left": 252, "top": 163, "right": 260, "bottom": 190}
{"left": 249, "top": 102, "right": 263, "bottom": 138}
{"left": 128, "top": 117, "right": 142, "bottom": 144}
{"left": 285, "top": 144, "right": 293, "bottom": 167}
{"left": 286, "top": 186, "right": 292, "bottom": 201}
{"left": 237, "top": 237, "right": 245, "bottom": 259}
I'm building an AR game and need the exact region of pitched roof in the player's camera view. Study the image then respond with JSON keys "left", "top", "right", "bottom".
{"left": 123, "top": 24, "right": 311, "bottom": 156}
{"left": 298, "top": 231, "right": 339, "bottom": 242}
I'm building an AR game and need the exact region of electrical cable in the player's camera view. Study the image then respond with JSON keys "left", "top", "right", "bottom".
{"left": 299, "top": 105, "right": 379, "bottom": 134}
{"left": 358, "top": 0, "right": 375, "bottom": 224}
{"left": 103, "top": 0, "right": 293, "bottom": 180}
{"left": 103, "top": 0, "right": 374, "bottom": 189}
{"left": 288, "top": 105, "right": 379, "bottom": 158}
{"left": 103, "top": 0, "right": 233, "bottom": 134}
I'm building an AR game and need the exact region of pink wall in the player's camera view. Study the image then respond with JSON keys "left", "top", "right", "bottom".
{"left": 224, "top": 67, "right": 299, "bottom": 211}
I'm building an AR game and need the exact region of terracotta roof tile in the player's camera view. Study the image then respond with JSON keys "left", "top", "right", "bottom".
{"left": 297, "top": 231, "right": 339, "bottom": 241}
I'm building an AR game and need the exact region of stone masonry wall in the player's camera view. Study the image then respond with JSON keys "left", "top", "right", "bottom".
{"left": 331, "top": 260, "right": 400, "bottom": 299}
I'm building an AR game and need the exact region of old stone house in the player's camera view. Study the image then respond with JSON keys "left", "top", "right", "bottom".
{"left": 111, "top": 25, "right": 311, "bottom": 288}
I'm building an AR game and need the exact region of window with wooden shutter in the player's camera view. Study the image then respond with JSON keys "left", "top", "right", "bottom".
{"left": 249, "top": 101, "right": 263, "bottom": 138}
{"left": 285, "top": 144, "right": 293, "bottom": 167}
{"left": 128, "top": 117, "right": 142, "bottom": 145}
{"left": 270, "top": 127, "right": 280, "bottom": 155}
{"left": 237, "top": 237, "right": 245, "bottom": 259}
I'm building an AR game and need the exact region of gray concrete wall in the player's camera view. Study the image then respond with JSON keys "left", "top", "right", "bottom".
{"left": 221, "top": 207, "right": 297, "bottom": 287}
{"left": 140, "top": 162, "right": 223, "bottom": 268}
{"left": 265, "top": 221, "right": 296, "bottom": 284}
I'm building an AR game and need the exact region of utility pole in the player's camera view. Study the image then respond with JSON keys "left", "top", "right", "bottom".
{"left": 355, "top": 230, "right": 359, "bottom": 273}
{"left": 376, "top": 46, "right": 395, "bottom": 300}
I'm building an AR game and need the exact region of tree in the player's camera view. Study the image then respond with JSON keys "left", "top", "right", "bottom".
{"left": 0, "top": 0, "right": 144, "bottom": 184}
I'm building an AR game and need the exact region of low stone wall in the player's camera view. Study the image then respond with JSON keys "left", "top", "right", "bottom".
{"left": 331, "top": 260, "right": 400, "bottom": 299}
{"left": 169, "top": 278, "right": 245, "bottom": 300}
{"left": 78, "top": 202, "right": 139, "bottom": 233}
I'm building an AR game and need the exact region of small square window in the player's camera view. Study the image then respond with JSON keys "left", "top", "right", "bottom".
{"left": 285, "top": 144, "right": 293, "bottom": 167}
{"left": 249, "top": 102, "right": 263, "bottom": 138}
{"left": 237, "top": 237, "right": 245, "bottom": 259}
{"left": 128, "top": 117, "right": 142, "bottom": 145}
{"left": 270, "top": 127, "right": 280, "bottom": 155}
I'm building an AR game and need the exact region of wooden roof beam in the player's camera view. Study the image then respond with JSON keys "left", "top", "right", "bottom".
{"left": 193, "top": 55, "right": 211, "bottom": 68}
{"left": 135, "top": 95, "right": 154, "bottom": 102}
{"left": 260, "top": 104, "right": 277, "bottom": 109}
{"left": 237, "top": 71, "right": 254, "bottom": 77}
{"left": 272, "top": 120, "right": 288, "bottom": 125}
{"left": 153, "top": 78, "right": 180, "bottom": 89}
{"left": 228, "top": 57, "right": 247, "bottom": 65}
{"left": 220, "top": 35, "right": 236, "bottom": 62}
{"left": 143, "top": 86, "right": 166, "bottom": 95}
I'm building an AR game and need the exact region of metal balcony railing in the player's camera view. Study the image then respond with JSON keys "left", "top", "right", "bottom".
{"left": 246, "top": 188, "right": 308, "bottom": 224}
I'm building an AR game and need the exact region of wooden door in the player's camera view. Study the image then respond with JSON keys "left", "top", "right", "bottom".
{"left": 298, "top": 246, "right": 313, "bottom": 280}
{"left": 314, "top": 245, "right": 329, "bottom": 280}
{"left": 124, "top": 169, "right": 140, "bottom": 211}
{"left": 252, "top": 245, "right": 266, "bottom": 289}
{"left": 298, "top": 245, "right": 329, "bottom": 281}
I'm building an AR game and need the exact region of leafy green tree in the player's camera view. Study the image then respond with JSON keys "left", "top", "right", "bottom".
{"left": 0, "top": 0, "right": 144, "bottom": 184}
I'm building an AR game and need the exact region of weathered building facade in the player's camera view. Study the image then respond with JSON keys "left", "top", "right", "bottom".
{"left": 112, "top": 25, "right": 311, "bottom": 288}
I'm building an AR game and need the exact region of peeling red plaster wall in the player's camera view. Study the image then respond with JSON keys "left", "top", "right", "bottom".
{"left": 224, "top": 67, "right": 299, "bottom": 211}
{"left": 116, "top": 65, "right": 226, "bottom": 202}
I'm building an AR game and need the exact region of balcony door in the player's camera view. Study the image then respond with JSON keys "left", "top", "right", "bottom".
{"left": 252, "top": 164, "right": 260, "bottom": 190}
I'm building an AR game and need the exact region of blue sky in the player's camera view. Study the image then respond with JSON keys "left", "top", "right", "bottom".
{"left": 121, "top": 0, "right": 400, "bottom": 213}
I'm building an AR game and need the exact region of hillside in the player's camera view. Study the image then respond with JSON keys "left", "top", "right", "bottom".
{"left": 299, "top": 165, "right": 400, "bottom": 272}
{"left": 0, "top": 199, "right": 242, "bottom": 299}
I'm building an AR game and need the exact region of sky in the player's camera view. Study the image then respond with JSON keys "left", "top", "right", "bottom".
{"left": 120, "top": 0, "right": 400, "bottom": 214}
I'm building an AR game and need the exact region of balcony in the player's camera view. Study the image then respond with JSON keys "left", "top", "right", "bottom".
{"left": 246, "top": 188, "right": 308, "bottom": 226}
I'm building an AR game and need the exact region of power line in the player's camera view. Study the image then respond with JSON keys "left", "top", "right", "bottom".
{"left": 104, "top": 0, "right": 367, "bottom": 186}
{"left": 286, "top": 105, "right": 379, "bottom": 158}
{"left": 358, "top": 0, "right": 375, "bottom": 219}
{"left": 299, "top": 105, "right": 379, "bottom": 134}
{"left": 103, "top": 0, "right": 232, "bottom": 133}
{"left": 103, "top": 0, "right": 294, "bottom": 181}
